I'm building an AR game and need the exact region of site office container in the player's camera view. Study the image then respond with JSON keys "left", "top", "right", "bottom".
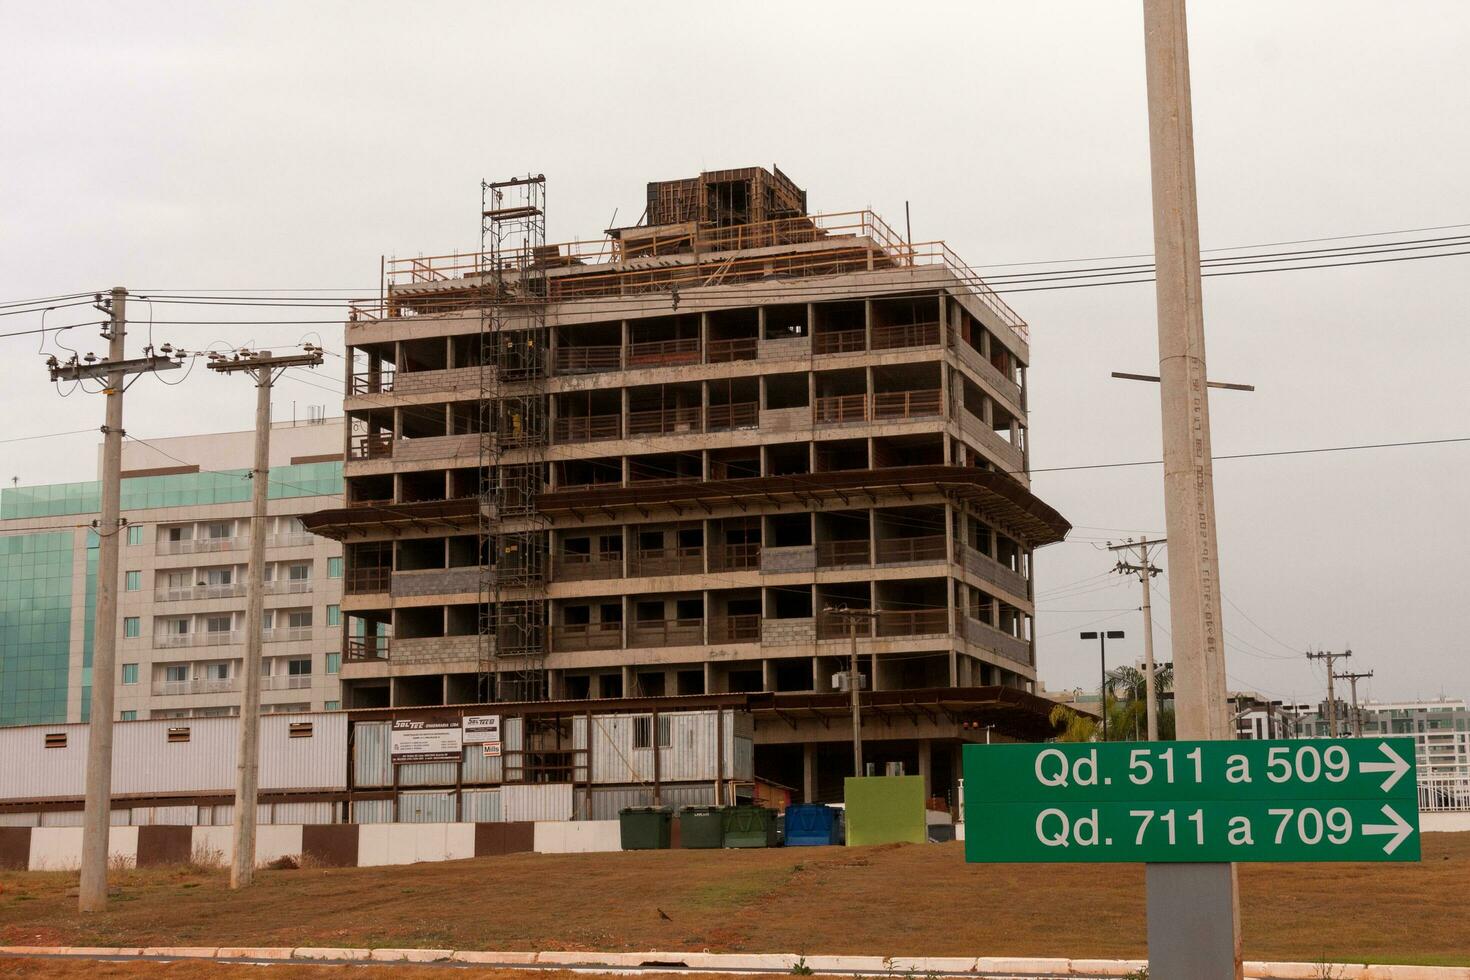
{"left": 0, "top": 712, "right": 347, "bottom": 802}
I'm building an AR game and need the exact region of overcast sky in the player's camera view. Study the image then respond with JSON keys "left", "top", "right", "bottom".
{"left": 2, "top": 1, "right": 1467, "bottom": 705}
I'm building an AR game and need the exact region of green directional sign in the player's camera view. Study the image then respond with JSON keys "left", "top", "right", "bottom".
{"left": 963, "top": 738, "right": 1419, "bottom": 863}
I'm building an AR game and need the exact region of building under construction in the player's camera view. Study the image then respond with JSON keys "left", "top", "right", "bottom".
{"left": 306, "top": 166, "right": 1070, "bottom": 801}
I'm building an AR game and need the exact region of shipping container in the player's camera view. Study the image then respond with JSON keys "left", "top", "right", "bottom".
{"left": 502, "top": 782, "right": 573, "bottom": 822}
{"left": 0, "top": 713, "right": 346, "bottom": 802}
{"left": 352, "top": 799, "right": 394, "bottom": 824}
{"left": 588, "top": 710, "right": 751, "bottom": 785}
{"left": 461, "top": 788, "right": 502, "bottom": 822}
{"left": 397, "top": 791, "right": 456, "bottom": 823}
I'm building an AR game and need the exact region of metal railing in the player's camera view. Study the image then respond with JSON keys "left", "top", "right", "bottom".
{"left": 155, "top": 630, "right": 241, "bottom": 649}
{"left": 263, "top": 626, "right": 313, "bottom": 643}
{"left": 552, "top": 414, "right": 621, "bottom": 444}
{"left": 156, "top": 536, "right": 243, "bottom": 556}
{"left": 349, "top": 433, "right": 393, "bottom": 460}
{"left": 266, "top": 533, "right": 315, "bottom": 549}
{"left": 628, "top": 618, "right": 705, "bottom": 648}
{"left": 814, "top": 393, "right": 868, "bottom": 425}
{"left": 873, "top": 389, "right": 942, "bottom": 420}
{"left": 710, "top": 615, "right": 761, "bottom": 643}
{"left": 344, "top": 637, "right": 389, "bottom": 662}
{"left": 876, "top": 608, "right": 950, "bottom": 637}
{"left": 706, "top": 402, "right": 759, "bottom": 431}
{"left": 152, "top": 677, "right": 239, "bottom": 697}
{"left": 345, "top": 567, "right": 391, "bottom": 594}
{"left": 709, "top": 542, "right": 761, "bottom": 571}
{"left": 812, "top": 328, "right": 865, "bottom": 355}
{"left": 815, "top": 539, "right": 871, "bottom": 567}
{"left": 350, "top": 370, "right": 395, "bottom": 395}
{"left": 262, "top": 674, "right": 313, "bottom": 691}
{"left": 155, "top": 583, "right": 245, "bottom": 602}
{"left": 871, "top": 321, "right": 941, "bottom": 350}
{"left": 627, "top": 337, "right": 701, "bottom": 368}
{"left": 555, "top": 345, "right": 621, "bottom": 374}
{"left": 552, "top": 553, "right": 624, "bottom": 581}
{"left": 626, "top": 405, "right": 703, "bottom": 436}
{"left": 1419, "top": 775, "right": 1470, "bottom": 812}
{"left": 963, "top": 618, "right": 1033, "bottom": 665}
{"left": 875, "top": 535, "right": 947, "bottom": 564}
{"left": 706, "top": 337, "right": 759, "bottom": 362}
{"left": 629, "top": 546, "right": 704, "bottom": 577}
{"left": 551, "top": 622, "right": 623, "bottom": 652}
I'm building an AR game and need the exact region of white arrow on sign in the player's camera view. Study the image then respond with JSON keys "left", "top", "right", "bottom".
{"left": 1362, "top": 804, "right": 1414, "bottom": 856}
{"left": 1359, "top": 741, "right": 1410, "bottom": 792}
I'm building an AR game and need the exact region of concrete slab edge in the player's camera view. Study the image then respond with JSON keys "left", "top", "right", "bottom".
{"left": 0, "top": 946, "right": 1466, "bottom": 978}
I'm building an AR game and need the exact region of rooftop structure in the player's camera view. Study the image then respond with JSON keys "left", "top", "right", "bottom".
{"left": 309, "top": 166, "right": 1069, "bottom": 803}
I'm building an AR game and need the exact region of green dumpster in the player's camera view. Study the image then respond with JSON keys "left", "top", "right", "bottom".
{"left": 721, "top": 805, "right": 778, "bottom": 848}
{"left": 679, "top": 806, "right": 726, "bottom": 848}
{"left": 619, "top": 806, "right": 673, "bottom": 850}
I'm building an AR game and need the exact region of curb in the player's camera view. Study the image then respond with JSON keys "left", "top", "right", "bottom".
{"left": 0, "top": 946, "right": 1466, "bottom": 979}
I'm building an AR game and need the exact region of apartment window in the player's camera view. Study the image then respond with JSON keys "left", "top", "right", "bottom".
{"left": 164, "top": 664, "right": 188, "bottom": 683}
{"left": 121, "top": 663, "right": 139, "bottom": 684}
{"left": 168, "top": 526, "right": 187, "bottom": 542}
{"left": 324, "top": 700, "right": 341, "bottom": 711}
{"left": 262, "top": 610, "right": 274, "bottom": 629}
{"left": 127, "top": 525, "right": 143, "bottom": 546}
{"left": 287, "top": 657, "right": 312, "bottom": 676}
{"left": 166, "top": 571, "right": 188, "bottom": 589}
{"left": 206, "top": 615, "right": 232, "bottom": 634}
{"left": 205, "top": 521, "right": 231, "bottom": 540}
{"left": 288, "top": 563, "right": 311, "bottom": 582}
{"left": 169, "top": 618, "right": 189, "bottom": 635}
{"left": 633, "top": 715, "right": 672, "bottom": 749}
{"left": 325, "top": 652, "right": 341, "bottom": 674}
{"left": 206, "top": 568, "right": 232, "bottom": 586}
{"left": 327, "top": 557, "right": 343, "bottom": 579}
{"left": 125, "top": 570, "right": 141, "bottom": 591}
{"left": 120, "top": 710, "right": 137, "bottom": 721}
{"left": 287, "top": 610, "right": 312, "bottom": 629}
{"left": 203, "top": 663, "right": 229, "bottom": 681}
{"left": 326, "top": 604, "right": 341, "bottom": 627}
{"left": 124, "top": 617, "right": 140, "bottom": 639}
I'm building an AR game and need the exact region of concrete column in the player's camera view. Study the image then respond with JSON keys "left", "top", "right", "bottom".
{"left": 761, "top": 658, "right": 773, "bottom": 692}
{"left": 803, "top": 741, "right": 818, "bottom": 803}
{"left": 918, "top": 738, "right": 933, "bottom": 801}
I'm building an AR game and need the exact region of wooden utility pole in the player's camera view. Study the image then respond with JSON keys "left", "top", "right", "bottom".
{"left": 1306, "top": 649, "right": 1351, "bottom": 737}
{"left": 1109, "top": 537, "right": 1166, "bottom": 740}
{"left": 1335, "top": 668, "right": 1373, "bottom": 738}
{"left": 207, "top": 348, "right": 324, "bottom": 888}
{"left": 46, "top": 288, "right": 180, "bottom": 912}
{"left": 1139, "top": 0, "right": 1241, "bottom": 975}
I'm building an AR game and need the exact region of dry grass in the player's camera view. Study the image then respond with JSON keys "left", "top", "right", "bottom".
{"left": 1, "top": 836, "right": 1467, "bottom": 967}
{"left": 0, "top": 965, "right": 755, "bottom": 980}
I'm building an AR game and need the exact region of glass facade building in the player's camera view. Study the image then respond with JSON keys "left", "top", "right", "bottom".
{"left": 0, "top": 532, "right": 75, "bottom": 726}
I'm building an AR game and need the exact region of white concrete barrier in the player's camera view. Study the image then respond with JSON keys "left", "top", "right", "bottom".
{"left": 533, "top": 819, "right": 622, "bottom": 854}
{"left": 26, "top": 826, "right": 138, "bottom": 870}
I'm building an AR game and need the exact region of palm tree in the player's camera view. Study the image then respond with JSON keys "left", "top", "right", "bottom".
{"left": 1103, "top": 662, "right": 1175, "bottom": 740}
{"left": 1048, "top": 704, "right": 1098, "bottom": 742}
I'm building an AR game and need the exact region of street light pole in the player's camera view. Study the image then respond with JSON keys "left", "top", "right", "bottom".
{"left": 1081, "top": 630, "right": 1125, "bottom": 740}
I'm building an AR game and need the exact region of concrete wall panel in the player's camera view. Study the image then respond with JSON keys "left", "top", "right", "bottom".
{"left": 533, "top": 820, "right": 622, "bottom": 854}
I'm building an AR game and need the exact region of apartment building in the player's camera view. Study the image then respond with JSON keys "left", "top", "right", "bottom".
{"left": 306, "top": 167, "right": 1070, "bottom": 795}
{"left": 0, "top": 421, "right": 345, "bottom": 725}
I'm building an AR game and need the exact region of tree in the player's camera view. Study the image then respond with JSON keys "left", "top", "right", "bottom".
{"left": 1102, "top": 663, "right": 1176, "bottom": 740}
{"left": 1048, "top": 704, "right": 1098, "bottom": 742}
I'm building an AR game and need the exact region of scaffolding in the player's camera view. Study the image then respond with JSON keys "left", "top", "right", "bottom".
{"left": 478, "top": 174, "right": 550, "bottom": 703}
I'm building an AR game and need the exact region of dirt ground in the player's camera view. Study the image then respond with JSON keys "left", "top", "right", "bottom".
{"left": 2, "top": 836, "right": 1467, "bottom": 967}
{"left": 0, "top": 965, "right": 759, "bottom": 980}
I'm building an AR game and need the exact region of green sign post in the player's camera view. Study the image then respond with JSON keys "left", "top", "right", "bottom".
{"left": 963, "top": 738, "right": 1420, "bottom": 863}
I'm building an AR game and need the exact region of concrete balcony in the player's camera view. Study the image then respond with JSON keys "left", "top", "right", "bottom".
{"left": 262, "top": 674, "right": 313, "bottom": 691}
{"left": 962, "top": 617, "right": 1031, "bottom": 665}
{"left": 962, "top": 546, "right": 1029, "bottom": 599}
{"left": 155, "top": 583, "right": 246, "bottom": 602}
{"left": 959, "top": 409, "right": 1026, "bottom": 474}
{"left": 155, "top": 630, "right": 240, "bottom": 649}
{"left": 263, "top": 626, "right": 313, "bottom": 643}
{"left": 628, "top": 618, "right": 705, "bottom": 648}
{"left": 156, "top": 536, "right": 244, "bottom": 556}
{"left": 152, "top": 677, "right": 239, "bottom": 697}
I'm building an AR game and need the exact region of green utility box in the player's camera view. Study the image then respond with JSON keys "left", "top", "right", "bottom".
{"left": 844, "top": 776, "right": 926, "bottom": 846}
{"left": 722, "top": 805, "right": 778, "bottom": 848}
{"left": 679, "top": 806, "right": 727, "bottom": 848}
{"left": 619, "top": 806, "right": 673, "bottom": 850}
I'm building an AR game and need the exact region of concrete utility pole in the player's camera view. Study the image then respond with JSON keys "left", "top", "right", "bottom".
{"left": 1109, "top": 537, "right": 1166, "bottom": 740}
{"left": 208, "top": 348, "right": 324, "bottom": 888}
{"left": 824, "top": 606, "right": 875, "bottom": 777}
{"left": 1139, "top": 0, "right": 1241, "bottom": 975}
{"left": 46, "top": 288, "right": 180, "bottom": 912}
{"left": 1306, "top": 649, "right": 1350, "bottom": 737}
{"left": 1335, "top": 667, "right": 1373, "bottom": 738}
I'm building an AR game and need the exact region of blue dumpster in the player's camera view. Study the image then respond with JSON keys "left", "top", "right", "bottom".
{"left": 784, "top": 803, "right": 841, "bottom": 846}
